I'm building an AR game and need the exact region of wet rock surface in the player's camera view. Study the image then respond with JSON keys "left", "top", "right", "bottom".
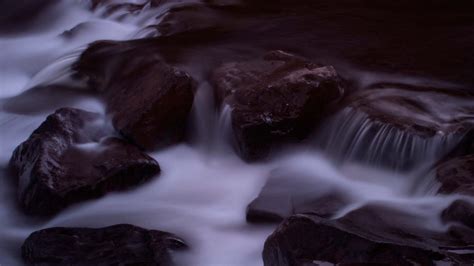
{"left": 212, "top": 51, "right": 344, "bottom": 160}
{"left": 436, "top": 154, "right": 474, "bottom": 196}
{"left": 264, "top": 215, "right": 446, "bottom": 266}
{"left": 263, "top": 204, "right": 474, "bottom": 266}
{"left": 22, "top": 224, "right": 186, "bottom": 266}
{"left": 75, "top": 40, "right": 196, "bottom": 150}
{"left": 436, "top": 154, "right": 474, "bottom": 230}
{"left": 442, "top": 199, "right": 474, "bottom": 229}
{"left": 246, "top": 172, "right": 348, "bottom": 223}
{"left": 343, "top": 83, "right": 474, "bottom": 138}
{"left": 334, "top": 204, "right": 474, "bottom": 249}
{"left": 319, "top": 83, "right": 474, "bottom": 170}
{"left": 9, "top": 107, "right": 160, "bottom": 216}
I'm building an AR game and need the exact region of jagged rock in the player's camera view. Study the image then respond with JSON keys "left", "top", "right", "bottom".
{"left": 74, "top": 40, "right": 196, "bottom": 149}
{"left": 9, "top": 108, "right": 160, "bottom": 216}
{"left": 211, "top": 50, "right": 344, "bottom": 160}
{"left": 22, "top": 224, "right": 186, "bottom": 265}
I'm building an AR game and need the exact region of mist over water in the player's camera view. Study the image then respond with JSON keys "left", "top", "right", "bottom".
{"left": 1, "top": 1, "right": 473, "bottom": 265}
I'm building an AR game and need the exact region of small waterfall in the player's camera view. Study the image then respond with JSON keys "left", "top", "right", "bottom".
{"left": 89, "top": 0, "right": 202, "bottom": 39}
{"left": 213, "top": 104, "right": 234, "bottom": 154}
{"left": 189, "top": 81, "right": 234, "bottom": 156}
{"left": 189, "top": 82, "right": 216, "bottom": 148}
{"left": 410, "top": 167, "right": 442, "bottom": 196}
{"left": 25, "top": 48, "right": 87, "bottom": 90}
{"left": 317, "top": 107, "right": 462, "bottom": 171}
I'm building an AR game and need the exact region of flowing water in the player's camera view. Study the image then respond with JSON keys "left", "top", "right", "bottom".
{"left": 0, "top": 1, "right": 473, "bottom": 265}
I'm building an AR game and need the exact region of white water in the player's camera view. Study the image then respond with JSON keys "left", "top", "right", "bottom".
{"left": 0, "top": 1, "right": 470, "bottom": 265}
{"left": 317, "top": 107, "right": 461, "bottom": 171}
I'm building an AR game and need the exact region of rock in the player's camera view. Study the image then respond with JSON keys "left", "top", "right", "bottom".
{"left": 319, "top": 83, "right": 474, "bottom": 170}
{"left": 246, "top": 172, "right": 348, "bottom": 223}
{"left": 9, "top": 108, "right": 160, "bottom": 216}
{"left": 436, "top": 154, "right": 474, "bottom": 195}
{"left": 263, "top": 203, "right": 474, "bottom": 266}
{"left": 347, "top": 83, "right": 473, "bottom": 138}
{"left": 74, "top": 40, "right": 196, "bottom": 150}
{"left": 437, "top": 127, "right": 474, "bottom": 166}
{"left": 158, "top": 4, "right": 227, "bottom": 37}
{"left": 248, "top": 192, "right": 345, "bottom": 224}
{"left": 442, "top": 200, "right": 474, "bottom": 229}
{"left": 333, "top": 203, "right": 474, "bottom": 249}
{"left": 263, "top": 214, "right": 454, "bottom": 266}
{"left": 22, "top": 224, "right": 186, "bottom": 266}
{"left": 436, "top": 154, "right": 474, "bottom": 229}
{"left": 211, "top": 50, "right": 345, "bottom": 160}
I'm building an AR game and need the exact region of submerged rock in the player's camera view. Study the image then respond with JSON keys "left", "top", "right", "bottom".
{"left": 263, "top": 204, "right": 474, "bottom": 265}
{"left": 22, "top": 224, "right": 186, "bottom": 265}
{"left": 212, "top": 50, "right": 345, "bottom": 160}
{"left": 74, "top": 40, "right": 196, "bottom": 150}
{"left": 246, "top": 172, "right": 348, "bottom": 223}
{"left": 9, "top": 108, "right": 160, "bottom": 216}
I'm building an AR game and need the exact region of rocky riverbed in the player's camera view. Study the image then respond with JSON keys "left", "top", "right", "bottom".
{"left": 1, "top": 0, "right": 473, "bottom": 265}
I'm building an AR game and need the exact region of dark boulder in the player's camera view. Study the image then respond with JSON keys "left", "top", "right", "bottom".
{"left": 246, "top": 172, "right": 348, "bottom": 223}
{"left": 211, "top": 50, "right": 345, "bottom": 160}
{"left": 9, "top": 108, "right": 160, "bottom": 216}
{"left": 436, "top": 154, "right": 474, "bottom": 196}
{"left": 264, "top": 214, "right": 453, "bottom": 266}
{"left": 22, "top": 224, "right": 186, "bottom": 266}
{"left": 263, "top": 204, "right": 474, "bottom": 266}
{"left": 74, "top": 40, "right": 196, "bottom": 150}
